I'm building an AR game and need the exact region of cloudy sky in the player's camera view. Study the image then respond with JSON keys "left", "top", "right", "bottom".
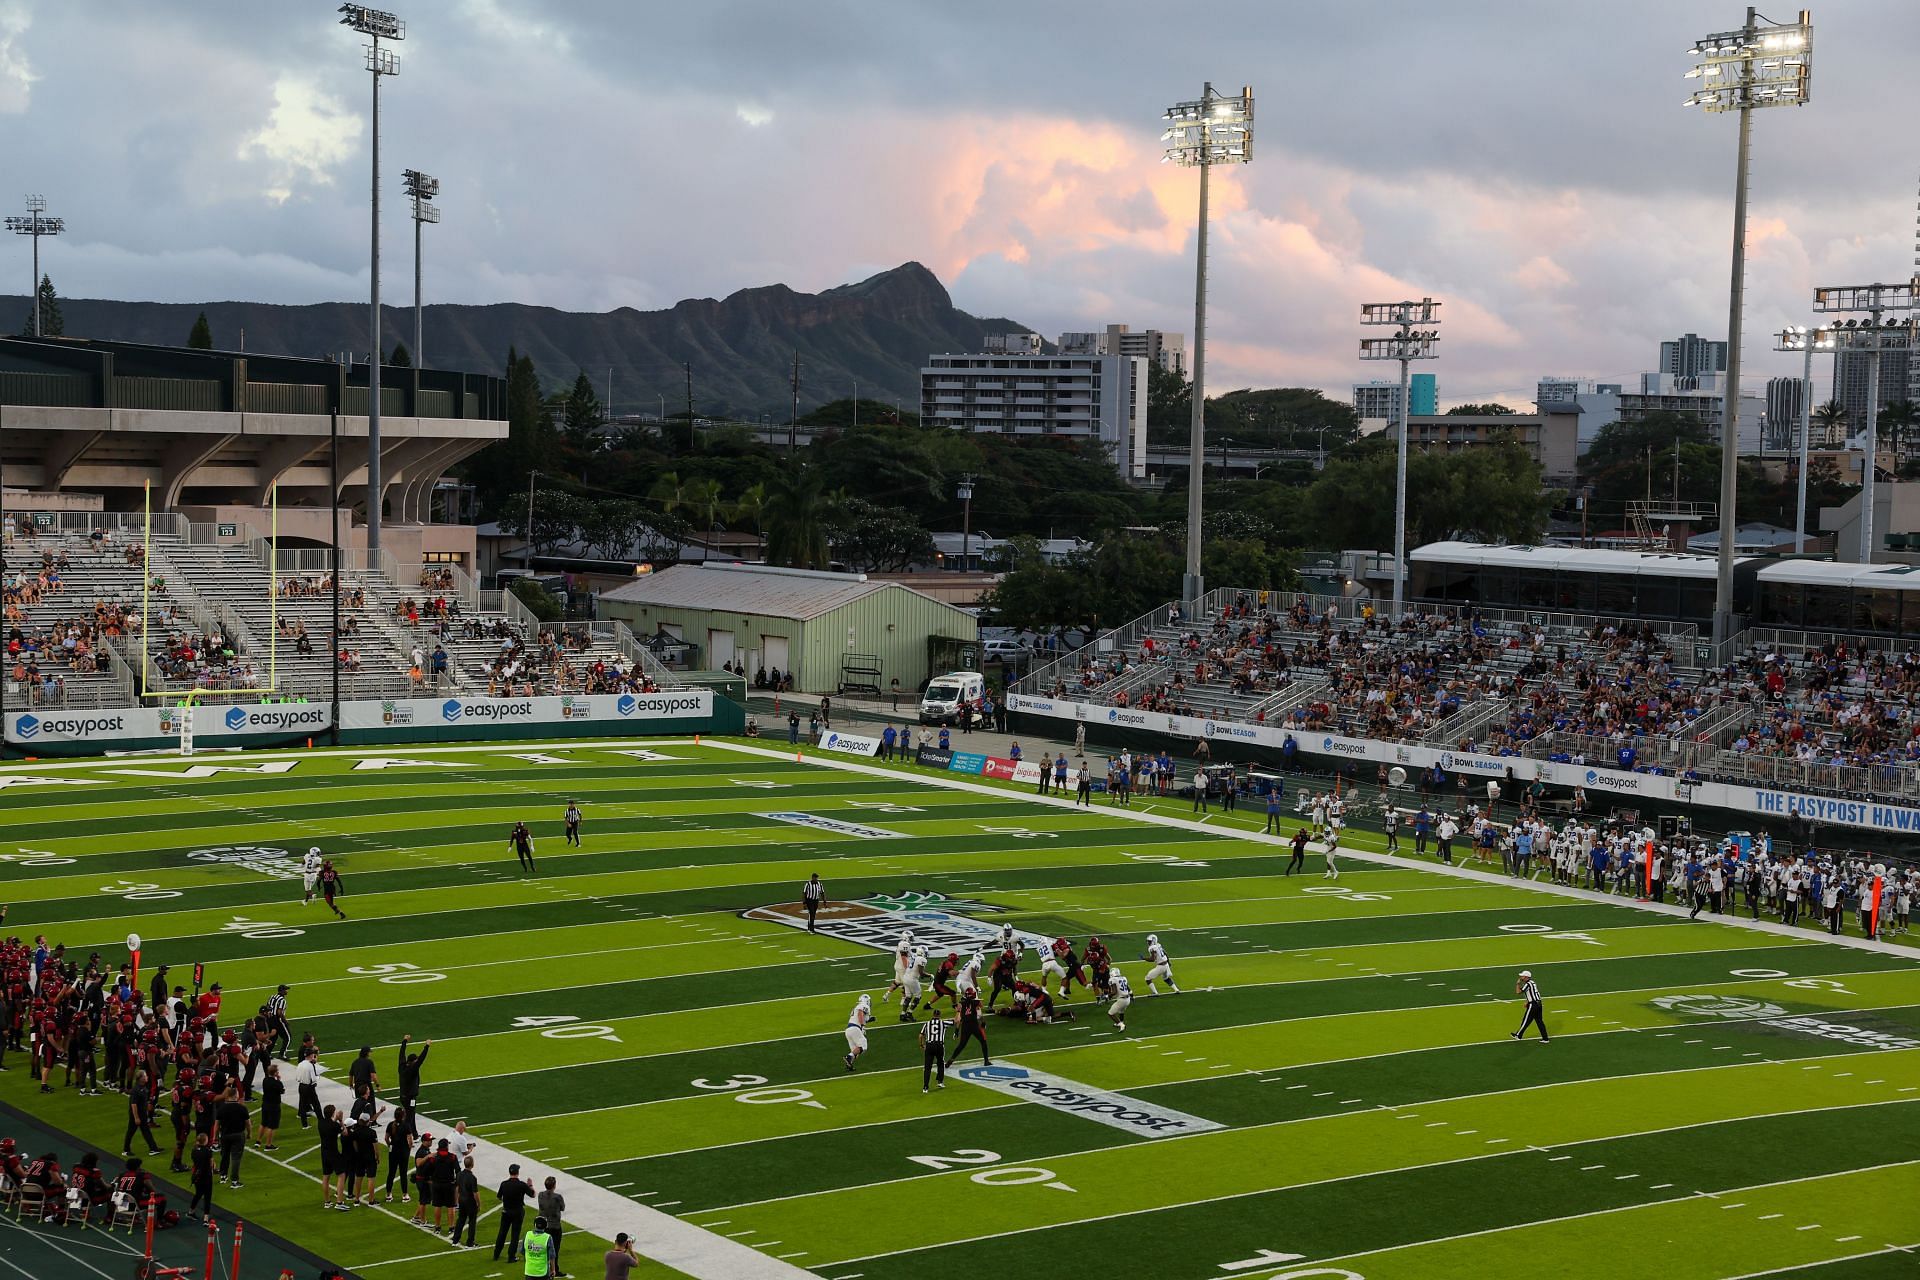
{"left": 2, "top": 0, "right": 1911, "bottom": 405}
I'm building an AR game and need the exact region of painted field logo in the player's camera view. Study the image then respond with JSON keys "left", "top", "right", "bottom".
{"left": 760, "top": 811, "right": 905, "bottom": 840}
{"left": 955, "top": 1062, "right": 1224, "bottom": 1137}
{"left": 1651, "top": 994, "right": 1788, "bottom": 1020}
{"left": 742, "top": 890, "right": 1050, "bottom": 957}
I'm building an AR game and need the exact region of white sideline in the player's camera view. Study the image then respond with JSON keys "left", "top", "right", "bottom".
{"left": 300, "top": 1064, "right": 814, "bottom": 1280}
{"left": 712, "top": 739, "right": 1920, "bottom": 961}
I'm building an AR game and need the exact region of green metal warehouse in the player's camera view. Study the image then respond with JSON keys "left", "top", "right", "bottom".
{"left": 597, "top": 563, "right": 980, "bottom": 694}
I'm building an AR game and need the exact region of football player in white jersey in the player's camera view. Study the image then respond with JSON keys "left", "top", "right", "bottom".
{"left": 1038, "top": 938, "right": 1070, "bottom": 994}
{"left": 843, "top": 994, "right": 872, "bottom": 1070}
{"left": 898, "top": 947, "right": 928, "bottom": 1022}
{"left": 1107, "top": 969, "right": 1134, "bottom": 1031}
{"left": 1143, "top": 934, "right": 1179, "bottom": 994}
{"left": 301, "top": 847, "right": 324, "bottom": 904}
{"left": 882, "top": 929, "right": 915, "bottom": 1003}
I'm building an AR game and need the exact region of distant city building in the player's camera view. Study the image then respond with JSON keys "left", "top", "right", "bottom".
{"left": 1658, "top": 332, "right": 1728, "bottom": 380}
{"left": 982, "top": 332, "right": 1043, "bottom": 355}
{"left": 1057, "top": 324, "right": 1185, "bottom": 375}
{"left": 1764, "top": 376, "right": 1810, "bottom": 452}
{"left": 921, "top": 350, "right": 1149, "bottom": 479}
{"left": 1835, "top": 346, "right": 1913, "bottom": 438}
{"left": 1352, "top": 373, "right": 1436, "bottom": 422}
{"left": 1535, "top": 376, "right": 1622, "bottom": 452}
{"left": 1619, "top": 378, "right": 1765, "bottom": 454}
{"left": 1387, "top": 413, "right": 1578, "bottom": 486}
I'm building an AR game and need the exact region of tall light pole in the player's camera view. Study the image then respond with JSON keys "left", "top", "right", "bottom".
{"left": 957, "top": 475, "right": 975, "bottom": 573}
{"left": 402, "top": 168, "right": 439, "bottom": 365}
{"left": 1810, "top": 286, "right": 1918, "bottom": 562}
{"left": 340, "top": 4, "right": 404, "bottom": 554}
{"left": 1685, "top": 7, "right": 1812, "bottom": 641}
{"left": 6, "top": 196, "right": 64, "bottom": 336}
{"left": 1774, "top": 325, "right": 1834, "bottom": 554}
{"left": 1359, "top": 299, "right": 1441, "bottom": 621}
{"left": 1162, "top": 82, "right": 1254, "bottom": 607}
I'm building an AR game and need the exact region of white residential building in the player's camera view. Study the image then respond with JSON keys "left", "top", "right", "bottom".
{"left": 1535, "top": 376, "right": 1622, "bottom": 452}
{"left": 921, "top": 351, "right": 1149, "bottom": 479}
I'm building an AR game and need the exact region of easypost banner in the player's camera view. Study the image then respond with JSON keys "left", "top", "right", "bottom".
{"left": 5, "top": 708, "right": 165, "bottom": 747}
{"left": 815, "top": 729, "right": 882, "bottom": 758}
{"left": 1732, "top": 786, "right": 1920, "bottom": 835}
{"left": 337, "top": 690, "right": 712, "bottom": 731}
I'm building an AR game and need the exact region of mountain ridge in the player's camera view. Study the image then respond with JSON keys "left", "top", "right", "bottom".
{"left": 3, "top": 261, "right": 1032, "bottom": 417}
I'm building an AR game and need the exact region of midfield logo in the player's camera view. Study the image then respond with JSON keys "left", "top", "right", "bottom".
{"left": 742, "top": 890, "right": 1050, "bottom": 957}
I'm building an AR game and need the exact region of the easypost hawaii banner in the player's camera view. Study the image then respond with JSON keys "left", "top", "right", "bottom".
{"left": 6, "top": 689, "right": 720, "bottom": 751}
{"left": 814, "top": 729, "right": 882, "bottom": 758}
{"left": 1005, "top": 693, "right": 1920, "bottom": 836}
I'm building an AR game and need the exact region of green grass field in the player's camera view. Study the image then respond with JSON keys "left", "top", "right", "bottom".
{"left": 4, "top": 737, "right": 1919, "bottom": 1280}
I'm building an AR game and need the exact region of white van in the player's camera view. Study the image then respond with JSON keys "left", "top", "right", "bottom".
{"left": 919, "top": 670, "right": 985, "bottom": 725}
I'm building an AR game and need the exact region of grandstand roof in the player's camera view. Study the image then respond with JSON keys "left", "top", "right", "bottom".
{"left": 1411, "top": 540, "right": 1745, "bottom": 579}
{"left": 599, "top": 563, "right": 944, "bottom": 621}
{"left": 1755, "top": 559, "right": 1920, "bottom": 589}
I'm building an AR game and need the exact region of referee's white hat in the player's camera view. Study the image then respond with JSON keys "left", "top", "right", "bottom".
{"left": 1519, "top": 970, "right": 1532, "bottom": 978}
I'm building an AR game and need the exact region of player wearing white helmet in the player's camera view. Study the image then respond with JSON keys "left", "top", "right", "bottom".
{"left": 957, "top": 951, "right": 984, "bottom": 997}
{"left": 898, "top": 946, "right": 928, "bottom": 1022}
{"left": 844, "top": 994, "right": 872, "bottom": 1070}
{"left": 1107, "top": 969, "right": 1133, "bottom": 1031}
{"left": 882, "top": 929, "right": 915, "bottom": 1004}
{"left": 301, "top": 847, "right": 323, "bottom": 904}
{"left": 997, "top": 922, "right": 1016, "bottom": 954}
{"left": 1142, "top": 934, "right": 1178, "bottom": 994}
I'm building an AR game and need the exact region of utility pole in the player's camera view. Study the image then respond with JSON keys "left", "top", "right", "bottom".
{"left": 790, "top": 350, "right": 801, "bottom": 456}
{"left": 525, "top": 469, "right": 538, "bottom": 571}
{"left": 684, "top": 361, "right": 695, "bottom": 451}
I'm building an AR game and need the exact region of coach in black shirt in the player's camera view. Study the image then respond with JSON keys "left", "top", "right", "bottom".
{"left": 215, "top": 1086, "right": 251, "bottom": 1187}
{"left": 494, "top": 1163, "right": 534, "bottom": 1262}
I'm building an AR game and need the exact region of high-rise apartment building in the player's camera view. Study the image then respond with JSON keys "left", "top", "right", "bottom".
{"left": 1658, "top": 333, "right": 1729, "bottom": 379}
{"left": 1764, "top": 376, "right": 1809, "bottom": 452}
{"left": 1352, "top": 373, "right": 1437, "bottom": 422}
{"left": 1057, "top": 324, "right": 1185, "bottom": 375}
{"left": 1834, "top": 346, "right": 1913, "bottom": 439}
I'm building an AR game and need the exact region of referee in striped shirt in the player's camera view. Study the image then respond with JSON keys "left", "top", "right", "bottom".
{"left": 1510, "top": 970, "right": 1549, "bottom": 1042}
{"left": 802, "top": 874, "right": 824, "bottom": 932}
{"left": 266, "top": 985, "right": 291, "bottom": 1059}
{"left": 920, "top": 1009, "right": 948, "bottom": 1092}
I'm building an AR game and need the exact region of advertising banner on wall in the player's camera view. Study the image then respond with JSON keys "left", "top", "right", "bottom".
{"left": 1005, "top": 694, "right": 1920, "bottom": 836}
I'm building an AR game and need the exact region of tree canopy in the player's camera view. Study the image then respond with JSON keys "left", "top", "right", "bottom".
{"left": 187, "top": 312, "right": 213, "bottom": 349}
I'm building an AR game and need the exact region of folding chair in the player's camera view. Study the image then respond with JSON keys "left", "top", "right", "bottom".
{"left": 64, "top": 1185, "right": 93, "bottom": 1230}
{"left": 0, "top": 1174, "right": 16, "bottom": 1216}
{"left": 109, "top": 1189, "right": 144, "bottom": 1234}
{"left": 13, "top": 1183, "right": 44, "bottom": 1224}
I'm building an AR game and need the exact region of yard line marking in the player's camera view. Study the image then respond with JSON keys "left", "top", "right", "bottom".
{"left": 1759, "top": 1213, "right": 1784, "bottom": 1220}
{"left": 1650, "top": 1183, "right": 1674, "bottom": 1190}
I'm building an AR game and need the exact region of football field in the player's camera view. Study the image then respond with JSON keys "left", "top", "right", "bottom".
{"left": 4, "top": 738, "right": 1919, "bottom": 1280}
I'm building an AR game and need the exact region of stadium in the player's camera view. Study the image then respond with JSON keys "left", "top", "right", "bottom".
{"left": 5, "top": 7, "right": 1920, "bottom": 1280}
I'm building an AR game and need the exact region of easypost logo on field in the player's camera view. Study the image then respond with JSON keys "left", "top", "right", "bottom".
{"left": 955, "top": 1062, "right": 1224, "bottom": 1138}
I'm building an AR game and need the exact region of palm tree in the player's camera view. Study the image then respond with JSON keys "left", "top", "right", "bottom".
{"left": 685, "top": 476, "right": 725, "bottom": 535}
{"left": 731, "top": 481, "right": 769, "bottom": 549}
{"left": 647, "top": 471, "right": 687, "bottom": 514}
{"left": 1877, "top": 399, "right": 1918, "bottom": 470}
{"left": 762, "top": 468, "right": 834, "bottom": 569}
{"left": 1811, "top": 399, "right": 1848, "bottom": 449}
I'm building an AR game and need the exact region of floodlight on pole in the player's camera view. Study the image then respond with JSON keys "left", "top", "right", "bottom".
{"left": 1773, "top": 325, "right": 1834, "bottom": 555}
{"left": 1810, "top": 283, "right": 1918, "bottom": 563}
{"left": 1359, "top": 299, "right": 1441, "bottom": 622}
{"left": 6, "top": 195, "right": 66, "bottom": 337}
{"left": 402, "top": 168, "right": 439, "bottom": 366}
{"left": 341, "top": 3, "right": 405, "bottom": 556}
{"left": 1684, "top": 6, "right": 1812, "bottom": 643}
{"left": 957, "top": 475, "right": 976, "bottom": 574}
{"left": 1162, "top": 82, "right": 1253, "bottom": 608}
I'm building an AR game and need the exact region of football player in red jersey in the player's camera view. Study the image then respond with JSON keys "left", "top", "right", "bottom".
{"left": 987, "top": 947, "right": 1019, "bottom": 1009}
{"left": 946, "top": 986, "right": 991, "bottom": 1068}
{"left": 922, "top": 952, "right": 960, "bottom": 1015}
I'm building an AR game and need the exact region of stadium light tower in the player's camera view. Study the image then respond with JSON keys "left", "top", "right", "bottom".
{"left": 1773, "top": 325, "right": 1834, "bottom": 554}
{"left": 1684, "top": 7, "right": 1812, "bottom": 641}
{"left": 1810, "top": 284, "right": 1919, "bottom": 563}
{"left": 1359, "top": 300, "right": 1440, "bottom": 622}
{"left": 402, "top": 168, "right": 439, "bottom": 365}
{"left": 341, "top": 3, "right": 404, "bottom": 555}
{"left": 1162, "top": 82, "right": 1253, "bottom": 608}
{"left": 6, "top": 196, "right": 65, "bottom": 336}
